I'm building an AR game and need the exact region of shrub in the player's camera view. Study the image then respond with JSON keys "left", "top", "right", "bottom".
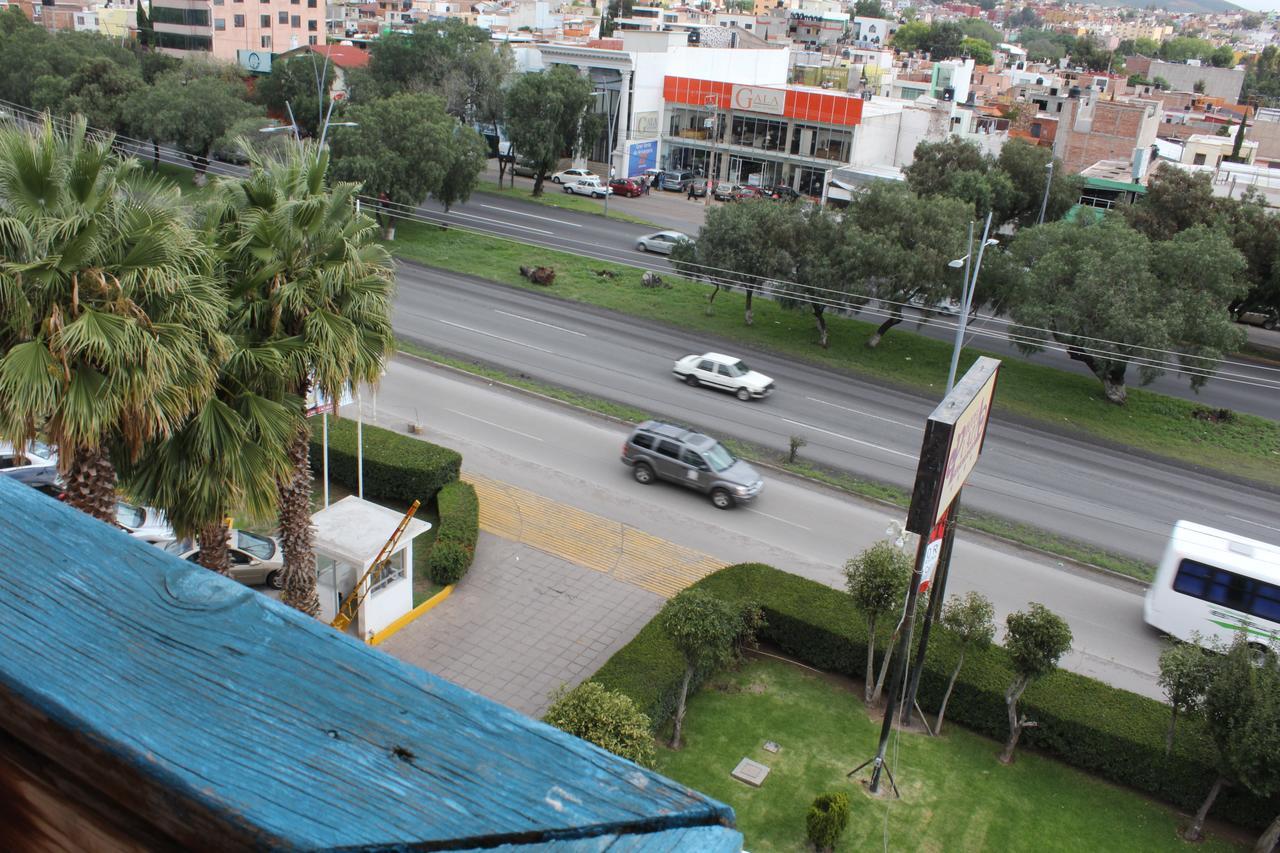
{"left": 590, "top": 563, "right": 1279, "bottom": 830}
{"left": 435, "top": 481, "right": 479, "bottom": 551}
{"left": 427, "top": 541, "right": 471, "bottom": 585}
{"left": 805, "top": 791, "right": 851, "bottom": 852}
{"left": 308, "top": 417, "right": 460, "bottom": 505}
{"left": 543, "top": 682, "right": 656, "bottom": 767}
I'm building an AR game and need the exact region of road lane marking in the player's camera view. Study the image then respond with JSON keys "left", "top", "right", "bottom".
{"left": 744, "top": 507, "right": 811, "bottom": 530}
{"left": 1227, "top": 514, "right": 1280, "bottom": 535}
{"left": 446, "top": 210, "right": 555, "bottom": 235}
{"left": 779, "top": 417, "right": 917, "bottom": 460}
{"left": 446, "top": 409, "right": 544, "bottom": 441}
{"left": 494, "top": 309, "right": 587, "bottom": 337}
{"left": 432, "top": 318, "right": 555, "bottom": 354}
{"left": 478, "top": 204, "right": 583, "bottom": 227}
{"left": 805, "top": 396, "right": 923, "bottom": 431}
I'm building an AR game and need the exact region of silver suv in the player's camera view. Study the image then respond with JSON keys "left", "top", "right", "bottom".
{"left": 620, "top": 421, "right": 764, "bottom": 509}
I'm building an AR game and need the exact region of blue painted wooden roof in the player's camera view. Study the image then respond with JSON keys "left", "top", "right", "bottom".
{"left": 0, "top": 476, "right": 738, "bottom": 850}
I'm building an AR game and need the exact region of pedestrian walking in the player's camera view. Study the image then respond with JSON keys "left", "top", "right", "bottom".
{"left": 643, "top": 175, "right": 651, "bottom": 195}
{"left": 686, "top": 182, "right": 695, "bottom": 201}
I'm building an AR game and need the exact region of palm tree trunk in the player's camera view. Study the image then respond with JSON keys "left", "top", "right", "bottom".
{"left": 864, "top": 616, "right": 877, "bottom": 704}
{"left": 935, "top": 650, "right": 966, "bottom": 736}
{"left": 670, "top": 666, "right": 694, "bottom": 750}
{"left": 1254, "top": 812, "right": 1280, "bottom": 853}
{"left": 196, "top": 521, "right": 232, "bottom": 576}
{"left": 1185, "top": 776, "right": 1224, "bottom": 842}
{"left": 278, "top": 422, "right": 320, "bottom": 617}
{"left": 63, "top": 444, "right": 118, "bottom": 525}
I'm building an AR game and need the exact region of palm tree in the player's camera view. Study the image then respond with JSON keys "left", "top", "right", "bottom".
{"left": 0, "top": 116, "right": 222, "bottom": 523}
{"left": 210, "top": 142, "right": 394, "bottom": 615}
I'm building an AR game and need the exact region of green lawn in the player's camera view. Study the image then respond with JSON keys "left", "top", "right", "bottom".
{"left": 654, "top": 659, "right": 1244, "bottom": 853}
{"left": 476, "top": 181, "right": 659, "bottom": 226}
{"left": 388, "top": 221, "right": 1280, "bottom": 485}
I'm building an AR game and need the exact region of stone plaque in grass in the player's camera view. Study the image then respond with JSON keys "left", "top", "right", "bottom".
{"left": 731, "top": 757, "right": 770, "bottom": 787}
{"left": 763, "top": 740, "right": 780, "bottom": 753}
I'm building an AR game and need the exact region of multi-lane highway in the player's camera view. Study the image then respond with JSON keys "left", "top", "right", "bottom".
{"left": 363, "top": 355, "right": 1167, "bottom": 699}
{"left": 392, "top": 261, "right": 1280, "bottom": 566}
{"left": 415, "top": 188, "right": 1280, "bottom": 422}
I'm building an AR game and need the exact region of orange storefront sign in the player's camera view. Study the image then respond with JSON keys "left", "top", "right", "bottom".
{"left": 663, "top": 75, "right": 863, "bottom": 127}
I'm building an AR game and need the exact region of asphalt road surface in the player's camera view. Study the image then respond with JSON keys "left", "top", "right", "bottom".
{"left": 416, "top": 188, "right": 1280, "bottom": 421}
{"left": 362, "top": 355, "right": 1167, "bottom": 699}
{"left": 392, "top": 262, "right": 1280, "bottom": 566}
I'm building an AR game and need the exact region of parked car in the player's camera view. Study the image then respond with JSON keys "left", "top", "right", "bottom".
{"left": 687, "top": 178, "right": 709, "bottom": 198}
{"left": 116, "top": 500, "right": 174, "bottom": 543}
{"left": 512, "top": 159, "right": 545, "bottom": 179}
{"left": 712, "top": 182, "right": 739, "bottom": 202}
{"left": 609, "top": 177, "right": 643, "bottom": 197}
{"left": 620, "top": 420, "right": 764, "bottom": 509}
{"left": 659, "top": 170, "right": 695, "bottom": 191}
{"left": 635, "top": 230, "right": 692, "bottom": 254}
{"left": 672, "top": 352, "right": 775, "bottom": 401}
{"left": 730, "top": 184, "right": 765, "bottom": 201}
{"left": 0, "top": 440, "right": 58, "bottom": 488}
{"left": 160, "top": 530, "right": 285, "bottom": 589}
{"left": 551, "top": 168, "right": 597, "bottom": 184}
{"left": 762, "top": 184, "right": 800, "bottom": 201}
{"left": 564, "top": 177, "right": 613, "bottom": 198}
{"left": 1233, "top": 305, "right": 1278, "bottom": 331}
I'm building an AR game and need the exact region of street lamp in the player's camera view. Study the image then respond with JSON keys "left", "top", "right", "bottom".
{"left": 1036, "top": 159, "right": 1055, "bottom": 226}
{"left": 945, "top": 212, "right": 997, "bottom": 392}
{"left": 593, "top": 88, "right": 616, "bottom": 218}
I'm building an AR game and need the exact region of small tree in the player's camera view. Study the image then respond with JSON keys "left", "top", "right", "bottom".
{"left": 844, "top": 540, "right": 911, "bottom": 705}
{"left": 661, "top": 589, "right": 745, "bottom": 749}
{"left": 1184, "top": 638, "right": 1280, "bottom": 843}
{"left": 999, "top": 603, "right": 1072, "bottom": 764}
{"left": 543, "top": 681, "right": 655, "bottom": 767}
{"left": 1156, "top": 638, "right": 1212, "bottom": 756}
{"left": 805, "top": 791, "right": 851, "bottom": 852}
{"left": 934, "top": 591, "right": 996, "bottom": 734}
{"left": 435, "top": 124, "right": 489, "bottom": 213}
{"left": 502, "top": 64, "right": 593, "bottom": 197}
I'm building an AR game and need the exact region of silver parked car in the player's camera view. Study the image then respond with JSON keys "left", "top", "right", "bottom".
{"left": 116, "top": 500, "right": 175, "bottom": 543}
{"left": 0, "top": 440, "right": 58, "bottom": 488}
{"left": 620, "top": 420, "right": 763, "bottom": 509}
{"left": 635, "top": 231, "right": 691, "bottom": 255}
{"left": 160, "top": 529, "right": 285, "bottom": 589}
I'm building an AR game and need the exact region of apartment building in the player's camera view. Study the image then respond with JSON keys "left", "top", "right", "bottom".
{"left": 150, "top": 0, "right": 325, "bottom": 61}
{"left": 1056, "top": 93, "right": 1162, "bottom": 174}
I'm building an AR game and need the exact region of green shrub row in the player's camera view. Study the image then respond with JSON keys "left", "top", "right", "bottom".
{"left": 591, "top": 563, "right": 1278, "bottom": 830}
{"left": 307, "top": 417, "right": 461, "bottom": 505}
{"left": 428, "top": 481, "right": 479, "bottom": 585}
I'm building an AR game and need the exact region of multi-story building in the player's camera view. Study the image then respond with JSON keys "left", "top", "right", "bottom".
{"left": 150, "top": 0, "right": 325, "bottom": 61}
{"left": 1055, "top": 92, "right": 1162, "bottom": 174}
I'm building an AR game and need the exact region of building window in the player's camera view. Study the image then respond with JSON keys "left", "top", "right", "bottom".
{"left": 152, "top": 31, "right": 213, "bottom": 50}
{"left": 262, "top": 34, "right": 272, "bottom": 47}
{"left": 260, "top": 13, "right": 269, "bottom": 25}
{"left": 234, "top": 13, "right": 244, "bottom": 25}
{"left": 214, "top": 17, "right": 225, "bottom": 28}
{"left": 1193, "top": 153, "right": 1207, "bottom": 165}
{"left": 369, "top": 550, "right": 406, "bottom": 595}
{"left": 308, "top": 34, "right": 318, "bottom": 44}
{"left": 278, "top": 10, "right": 287, "bottom": 22}
{"left": 1030, "top": 123, "right": 1042, "bottom": 138}
{"left": 213, "top": 0, "right": 223, "bottom": 5}
{"left": 308, "top": 0, "right": 316, "bottom": 7}
{"left": 151, "top": 6, "right": 210, "bottom": 25}
{"left": 307, "top": 18, "right": 316, "bottom": 29}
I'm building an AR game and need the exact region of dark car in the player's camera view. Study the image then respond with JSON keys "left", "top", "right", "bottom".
{"left": 609, "top": 177, "right": 643, "bottom": 197}
{"left": 659, "top": 170, "right": 695, "bottom": 191}
{"left": 763, "top": 184, "right": 801, "bottom": 201}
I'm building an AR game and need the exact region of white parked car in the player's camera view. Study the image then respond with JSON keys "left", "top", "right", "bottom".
{"left": 635, "top": 231, "right": 691, "bottom": 255}
{"left": 116, "top": 500, "right": 174, "bottom": 543}
{"left": 564, "top": 177, "right": 612, "bottom": 198}
{"left": 672, "top": 352, "right": 775, "bottom": 401}
{"left": 0, "top": 440, "right": 58, "bottom": 488}
{"left": 551, "top": 168, "right": 597, "bottom": 184}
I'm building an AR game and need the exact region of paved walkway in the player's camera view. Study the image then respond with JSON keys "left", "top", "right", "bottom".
{"left": 381, "top": 474, "right": 725, "bottom": 717}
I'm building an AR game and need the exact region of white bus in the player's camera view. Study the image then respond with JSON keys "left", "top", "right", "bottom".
{"left": 1144, "top": 520, "right": 1280, "bottom": 651}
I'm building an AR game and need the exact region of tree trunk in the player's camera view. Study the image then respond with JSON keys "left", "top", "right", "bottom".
{"left": 744, "top": 288, "right": 755, "bottom": 326}
{"left": 1185, "top": 776, "right": 1225, "bottom": 842}
{"left": 1165, "top": 706, "right": 1179, "bottom": 757}
{"left": 196, "top": 521, "right": 231, "bottom": 576}
{"left": 670, "top": 666, "right": 694, "bottom": 750}
{"left": 864, "top": 616, "right": 877, "bottom": 704}
{"left": 1254, "top": 811, "right": 1280, "bottom": 853}
{"left": 871, "top": 622, "right": 902, "bottom": 704}
{"left": 704, "top": 283, "right": 722, "bottom": 316}
{"left": 813, "top": 304, "right": 829, "bottom": 348}
{"left": 278, "top": 422, "right": 321, "bottom": 617}
{"left": 935, "top": 650, "right": 966, "bottom": 736}
{"left": 532, "top": 172, "right": 546, "bottom": 197}
{"left": 1068, "top": 348, "right": 1128, "bottom": 405}
{"left": 63, "top": 444, "right": 118, "bottom": 525}
{"left": 866, "top": 314, "right": 902, "bottom": 349}
{"left": 151, "top": 140, "right": 160, "bottom": 166}
{"left": 999, "top": 675, "right": 1031, "bottom": 764}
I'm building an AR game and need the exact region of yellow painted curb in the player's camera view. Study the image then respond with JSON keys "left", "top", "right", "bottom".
{"left": 369, "top": 584, "right": 455, "bottom": 647}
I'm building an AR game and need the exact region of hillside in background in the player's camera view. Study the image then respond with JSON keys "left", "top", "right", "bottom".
{"left": 1090, "top": 0, "right": 1243, "bottom": 12}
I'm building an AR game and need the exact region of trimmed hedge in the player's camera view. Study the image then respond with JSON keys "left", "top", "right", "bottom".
{"left": 591, "top": 562, "right": 1279, "bottom": 831}
{"left": 428, "top": 480, "right": 480, "bottom": 584}
{"left": 308, "top": 417, "right": 461, "bottom": 505}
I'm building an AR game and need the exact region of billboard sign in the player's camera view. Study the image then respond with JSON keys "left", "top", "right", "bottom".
{"left": 731, "top": 85, "right": 786, "bottom": 116}
{"left": 905, "top": 357, "right": 1000, "bottom": 534}
{"left": 238, "top": 50, "right": 273, "bottom": 74}
{"left": 627, "top": 140, "right": 658, "bottom": 176}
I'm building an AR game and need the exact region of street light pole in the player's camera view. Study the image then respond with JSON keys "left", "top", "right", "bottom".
{"left": 1037, "top": 159, "right": 1054, "bottom": 226}
{"left": 704, "top": 94, "right": 718, "bottom": 207}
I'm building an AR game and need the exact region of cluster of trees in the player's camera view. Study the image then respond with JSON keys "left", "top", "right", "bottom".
{"left": 1244, "top": 45, "right": 1280, "bottom": 108}
{"left": 674, "top": 135, "right": 1268, "bottom": 405}
{"left": 0, "top": 119, "right": 392, "bottom": 617}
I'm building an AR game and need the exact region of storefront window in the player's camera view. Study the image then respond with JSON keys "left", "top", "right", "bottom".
{"left": 788, "top": 123, "right": 852, "bottom": 162}
{"left": 797, "top": 166, "right": 826, "bottom": 197}
{"left": 730, "top": 116, "right": 786, "bottom": 151}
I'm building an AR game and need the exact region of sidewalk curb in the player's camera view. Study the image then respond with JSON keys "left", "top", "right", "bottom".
{"left": 370, "top": 583, "right": 455, "bottom": 647}
{"left": 392, "top": 348, "right": 1151, "bottom": 593}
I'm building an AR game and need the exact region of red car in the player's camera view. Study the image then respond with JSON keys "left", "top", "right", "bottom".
{"left": 609, "top": 177, "right": 644, "bottom": 198}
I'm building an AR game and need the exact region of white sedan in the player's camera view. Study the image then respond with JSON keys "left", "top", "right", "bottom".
{"left": 673, "top": 352, "right": 775, "bottom": 401}
{"left": 635, "top": 231, "right": 691, "bottom": 255}
{"left": 564, "top": 178, "right": 612, "bottom": 198}
{"left": 551, "top": 168, "right": 597, "bottom": 184}
{"left": 160, "top": 530, "right": 285, "bottom": 589}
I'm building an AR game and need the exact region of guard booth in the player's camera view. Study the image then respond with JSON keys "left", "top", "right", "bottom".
{"left": 312, "top": 496, "right": 431, "bottom": 641}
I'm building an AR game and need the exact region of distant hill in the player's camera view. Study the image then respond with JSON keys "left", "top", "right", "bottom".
{"left": 1088, "top": 0, "right": 1242, "bottom": 13}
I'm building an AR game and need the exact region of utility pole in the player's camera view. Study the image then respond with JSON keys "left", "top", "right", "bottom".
{"left": 704, "top": 94, "right": 718, "bottom": 206}
{"left": 1037, "top": 160, "right": 1054, "bottom": 225}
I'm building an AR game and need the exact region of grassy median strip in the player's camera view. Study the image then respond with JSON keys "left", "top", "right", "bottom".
{"left": 389, "top": 222, "right": 1280, "bottom": 484}
{"left": 477, "top": 182, "right": 659, "bottom": 226}
{"left": 396, "top": 340, "right": 1156, "bottom": 582}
